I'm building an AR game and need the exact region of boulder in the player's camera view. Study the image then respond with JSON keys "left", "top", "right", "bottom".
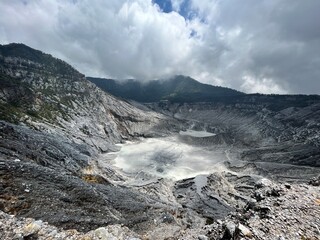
{"left": 23, "top": 220, "right": 43, "bottom": 237}
{"left": 237, "top": 223, "right": 252, "bottom": 238}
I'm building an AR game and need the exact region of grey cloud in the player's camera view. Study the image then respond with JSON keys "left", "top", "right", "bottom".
{"left": 187, "top": 0, "right": 320, "bottom": 93}
{"left": 272, "top": 1, "right": 320, "bottom": 42}
{"left": 0, "top": 0, "right": 319, "bottom": 94}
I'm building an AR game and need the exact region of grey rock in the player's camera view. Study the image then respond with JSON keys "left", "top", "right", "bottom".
{"left": 23, "top": 220, "right": 42, "bottom": 236}
{"left": 237, "top": 223, "right": 252, "bottom": 238}
{"left": 94, "top": 227, "right": 115, "bottom": 240}
{"left": 173, "top": 175, "right": 234, "bottom": 221}
{"left": 198, "top": 234, "right": 208, "bottom": 240}
{"left": 161, "top": 213, "right": 175, "bottom": 224}
{"left": 309, "top": 175, "right": 320, "bottom": 186}
{"left": 255, "top": 178, "right": 273, "bottom": 188}
{"left": 254, "top": 191, "right": 265, "bottom": 201}
{"left": 284, "top": 184, "right": 291, "bottom": 189}
{"left": 225, "top": 221, "right": 236, "bottom": 237}
{"left": 266, "top": 188, "right": 281, "bottom": 197}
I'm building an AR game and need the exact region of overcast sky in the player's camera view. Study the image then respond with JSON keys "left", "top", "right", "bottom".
{"left": 1, "top": 0, "right": 320, "bottom": 94}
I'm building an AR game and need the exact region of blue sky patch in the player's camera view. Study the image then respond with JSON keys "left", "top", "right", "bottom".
{"left": 152, "top": 0, "right": 173, "bottom": 13}
{"left": 153, "top": 0, "right": 201, "bottom": 22}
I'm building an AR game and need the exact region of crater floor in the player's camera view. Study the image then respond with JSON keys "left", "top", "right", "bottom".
{"left": 111, "top": 133, "right": 227, "bottom": 180}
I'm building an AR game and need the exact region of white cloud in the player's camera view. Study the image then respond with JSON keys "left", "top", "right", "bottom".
{"left": 170, "top": 0, "right": 184, "bottom": 12}
{"left": 240, "top": 75, "right": 288, "bottom": 94}
{"left": 0, "top": 0, "right": 213, "bottom": 80}
{"left": 0, "top": 0, "right": 319, "bottom": 94}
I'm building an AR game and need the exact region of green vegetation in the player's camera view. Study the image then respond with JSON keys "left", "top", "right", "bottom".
{"left": 0, "top": 43, "right": 85, "bottom": 124}
{"left": 87, "top": 75, "right": 244, "bottom": 103}
{"left": 0, "top": 73, "right": 34, "bottom": 123}
{"left": 232, "top": 94, "right": 320, "bottom": 111}
{"left": 0, "top": 43, "right": 84, "bottom": 78}
{"left": 0, "top": 103, "right": 24, "bottom": 124}
{"left": 88, "top": 75, "right": 320, "bottom": 110}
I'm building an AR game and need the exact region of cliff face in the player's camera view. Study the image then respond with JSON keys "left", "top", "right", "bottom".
{"left": 147, "top": 97, "right": 320, "bottom": 170}
{"left": 0, "top": 43, "right": 169, "bottom": 146}
{"left": 0, "top": 43, "right": 180, "bottom": 232}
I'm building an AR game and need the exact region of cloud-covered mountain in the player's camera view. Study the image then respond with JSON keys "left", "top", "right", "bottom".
{"left": 87, "top": 75, "right": 244, "bottom": 103}
{"left": 1, "top": 0, "right": 320, "bottom": 94}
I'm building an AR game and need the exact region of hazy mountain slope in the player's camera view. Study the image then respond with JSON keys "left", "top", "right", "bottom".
{"left": 87, "top": 75, "right": 244, "bottom": 102}
{"left": 88, "top": 75, "right": 320, "bottom": 112}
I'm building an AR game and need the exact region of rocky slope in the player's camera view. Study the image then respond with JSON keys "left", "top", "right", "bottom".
{"left": 0, "top": 43, "right": 175, "bottom": 142}
{"left": 147, "top": 99, "right": 320, "bottom": 170}
{"left": 0, "top": 43, "right": 182, "bottom": 232}
{"left": 1, "top": 176, "right": 319, "bottom": 239}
